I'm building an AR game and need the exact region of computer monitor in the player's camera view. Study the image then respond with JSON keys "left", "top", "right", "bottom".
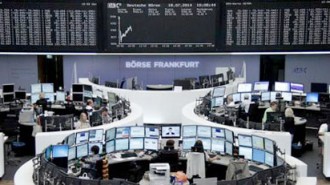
{"left": 129, "top": 138, "right": 144, "bottom": 150}
{"left": 199, "top": 138, "right": 211, "bottom": 150}
{"left": 239, "top": 146, "right": 252, "bottom": 160}
{"left": 89, "top": 129, "right": 103, "bottom": 142}
{"left": 68, "top": 147, "right": 76, "bottom": 161}
{"left": 45, "top": 146, "right": 52, "bottom": 160}
{"left": 52, "top": 145, "right": 69, "bottom": 158}
{"left": 281, "top": 92, "right": 292, "bottom": 102}
{"left": 105, "top": 128, "right": 116, "bottom": 141}
{"left": 311, "top": 82, "right": 328, "bottom": 93}
{"left": 76, "top": 131, "right": 89, "bottom": 145}
{"left": 106, "top": 140, "right": 115, "bottom": 153}
{"left": 72, "top": 94, "right": 83, "bottom": 102}
{"left": 232, "top": 93, "right": 241, "bottom": 103}
{"left": 270, "top": 91, "right": 277, "bottom": 101}
{"left": 319, "top": 93, "right": 330, "bottom": 103}
{"left": 290, "top": 83, "right": 304, "bottom": 93}
{"left": 3, "top": 94, "right": 14, "bottom": 104}
{"left": 211, "top": 97, "right": 224, "bottom": 108}
{"left": 15, "top": 91, "right": 26, "bottom": 100}
{"left": 42, "top": 83, "right": 54, "bottom": 93}
{"left": 225, "top": 129, "right": 234, "bottom": 143}
{"left": 212, "top": 86, "right": 226, "bottom": 97}
{"left": 65, "top": 133, "right": 76, "bottom": 146}
{"left": 116, "top": 127, "right": 130, "bottom": 138}
{"left": 274, "top": 82, "right": 290, "bottom": 92}
{"left": 252, "top": 135, "right": 264, "bottom": 150}
{"left": 265, "top": 152, "right": 274, "bottom": 167}
{"left": 197, "top": 126, "right": 211, "bottom": 138}
{"left": 72, "top": 84, "right": 83, "bottom": 93}
{"left": 182, "top": 137, "right": 196, "bottom": 151}
{"left": 56, "top": 91, "right": 66, "bottom": 102}
{"left": 144, "top": 138, "right": 158, "bottom": 151}
{"left": 161, "top": 125, "right": 181, "bottom": 138}
{"left": 264, "top": 138, "right": 275, "bottom": 153}
{"left": 88, "top": 142, "right": 103, "bottom": 155}
{"left": 254, "top": 81, "right": 269, "bottom": 92}
{"left": 130, "top": 126, "right": 145, "bottom": 138}
{"left": 76, "top": 144, "right": 88, "bottom": 158}
{"left": 225, "top": 141, "right": 233, "bottom": 155}
{"left": 145, "top": 126, "right": 160, "bottom": 138}
{"left": 238, "top": 134, "right": 252, "bottom": 147}
{"left": 252, "top": 149, "right": 265, "bottom": 163}
{"left": 237, "top": 83, "right": 252, "bottom": 93}
{"left": 306, "top": 93, "right": 319, "bottom": 103}
{"left": 240, "top": 93, "right": 251, "bottom": 102}
{"left": 107, "top": 92, "right": 117, "bottom": 105}
{"left": 31, "top": 93, "right": 39, "bottom": 104}
{"left": 44, "top": 92, "right": 55, "bottom": 102}
{"left": 115, "top": 138, "right": 129, "bottom": 151}
{"left": 2, "top": 84, "right": 14, "bottom": 93}
{"left": 183, "top": 125, "right": 197, "bottom": 137}
{"left": 261, "top": 92, "right": 270, "bottom": 101}
{"left": 31, "top": 84, "right": 42, "bottom": 94}
{"left": 211, "top": 138, "right": 225, "bottom": 153}
{"left": 94, "top": 97, "right": 102, "bottom": 108}
{"left": 212, "top": 127, "right": 225, "bottom": 138}
{"left": 266, "top": 112, "right": 284, "bottom": 123}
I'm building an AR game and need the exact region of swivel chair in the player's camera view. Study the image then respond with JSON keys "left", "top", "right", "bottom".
{"left": 225, "top": 160, "right": 250, "bottom": 181}
{"left": 186, "top": 152, "right": 205, "bottom": 179}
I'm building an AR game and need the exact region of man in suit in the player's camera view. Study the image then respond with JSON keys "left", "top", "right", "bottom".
{"left": 166, "top": 127, "right": 175, "bottom": 135}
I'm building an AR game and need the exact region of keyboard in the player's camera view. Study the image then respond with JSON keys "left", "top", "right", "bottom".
{"left": 249, "top": 165, "right": 263, "bottom": 172}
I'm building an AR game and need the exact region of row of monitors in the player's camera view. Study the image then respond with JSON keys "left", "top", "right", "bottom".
{"left": 72, "top": 84, "right": 93, "bottom": 93}
{"left": 72, "top": 91, "right": 117, "bottom": 104}
{"left": 239, "top": 146, "right": 275, "bottom": 167}
{"left": 238, "top": 134, "right": 275, "bottom": 154}
{"left": 30, "top": 91, "right": 66, "bottom": 104}
{"left": 182, "top": 137, "right": 233, "bottom": 154}
{"left": 31, "top": 83, "right": 54, "bottom": 94}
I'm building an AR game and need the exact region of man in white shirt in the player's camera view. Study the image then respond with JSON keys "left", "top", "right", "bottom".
{"left": 75, "top": 112, "right": 91, "bottom": 129}
{"left": 262, "top": 101, "right": 278, "bottom": 124}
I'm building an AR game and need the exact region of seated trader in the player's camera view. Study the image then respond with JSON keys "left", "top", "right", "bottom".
{"left": 74, "top": 112, "right": 91, "bottom": 129}
{"left": 226, "top": 95, "right": 235, "bottom": 107}
{"left": 152, "top": 140, "right": 179, "bottom": 171}
{"left": 262, "top": 101, "right": 278, "bottom": 124}
{"left": 82, "top": 145, "right": 102, "bottom": 178}
{"left": 85, "top": 99, "right": 94, "bottom": 116}
{"left": 241, "top": 94, "right": 251, "bottom": 114}
{"left": 191, "top": 140, "right": 220, "bottom": 162}
{"left": 101, "top": 107, "right": 111, "bottom": 124}
{"left": 284, "top": 107, "right": 295, "bottom": 135}
{"left": 34, "top": 92, "right": 48, "bottom": 115}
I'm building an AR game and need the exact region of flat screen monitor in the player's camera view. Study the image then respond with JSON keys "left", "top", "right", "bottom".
{"left": 306, "top": 93, "right": 319, "bottom": 103}
{"left": 238, "top": 134, "right": 252, "bottom": 147}
{"left": 211, "top": 97, "right": 224, "bottom": 107}
{"left": 106, "top": 140, "right": 115, "bottom": 153}
{"left": 197, "top": 126, "right": 211, "bottom": 138}
{"left": 116, "top": 127, "right": 130, "bottom": 138}
{"left": 72, "top": 94, "right": 83, "bottom": 102}
{"left": 281, "top": 92, "right": 292, "bottom": 101}
{"left": 15, "top": 91, "right": 26, "bottom": 100}
{"left": 225, "top": 141, "right": 233, "bottom": 155}
{"left": 183, "top": 125, "right": 197, "bottom": 137}
{"left": 211, "top": 138, "right": 225, "bottom": 153}
{"left": 68, "top": 147, "right": 76, "bottom": 161}
{"left": 237, "top": 83, "right": 252, "bottom": 93}
{"left": 31, "top": 93, "right": 39, "bottom": 104}
{"left": 239, "top": 146, "right": 252, "bottom": 160}
{"left": 212, "top": 86, "right": 226, "bottom": 97}
{"left": 130, "top": 127, "right": 145, "bottom": 138}
{"left": 161, "top": 125, "right": 181, "bottom": 138}
{"left": 225, "top": 129, "right": 234, "bottom": 143}
{"left": 45, "top": 146, "right": 52, "bottom": 160}
{"left": 89, "top": 129, "right": 103, "bottom": 142}
{"left": 107, "top": 92, "right": 117, "bottom": 105}
{"left": 72, "top": 84, "right": 83, "bottom": 93}
{"left": 264, "top": 138, "right": 274, "bottom": 153}
{"left": 199, "top": 138, "right": 211, "bottom": 150}
{"left": 212, "top": 128, "right": 225, "bottom": 138}
{"left": 182, "top": 137, "right": 196, "bottom": 151}
{"left": 145, "top": 126, "right": 160, "bottom": 138}
{"left": 88, "top": 142, "right": 103, "bottom": 155}
{"left": 270, "top": 91, "right": 277, "bottom": 101}
{"left": 265, "top": 152, "right": 274, "bottom": 167}
{"left": 31, "top": 84, "right": 42, "bottom": 94}
{"left": 129, "top": 138, "right": 144, "bottom": 150}
{"left": 76, "top": 144, "right": 88, "bottom": 158}
{"left": 311, "top": 83, "right": 328, "bottom": 93}
{"left": 144, "top": 138, "right": 158, "bottom": 151}
{"left": 56, "top": 91, "right": 66, "bottom": 102}
{"left": 66, "top": 133, "right": 76, "bottom": 146}
{"left": 105, "top": 128, "right": 116, "bottom": 141}
{"left": 240, "top": 93, "right": 251, "bottom": 102}
{"left": 261, "top": 92, "right": 270, "bottom": 101}
{"left": 76, "top": 131, "right": 89, "bottom": 145}
{"left": 252, "top": 149, "right": 265, "bottom": 164}
{"left": 2, "top": 84, "right": 14, "bottom": 93}
{"left": 3, "top": 94, "right": 14, "bottom": 104}
{"left": 42, "top": 83, "right": 54, "bottom": 93}
{"left": 252, "top": 135, "right": 264, "bottom": 150}
{"left": 290, "top": 83, "right": 304, "bottom": 93}
{"left": 52, "top": 145, "right": 69, "bottom": 158}
{"left": 267, "top": 112, "right": 284, "bottom": 123}
{"left": 44, "top": 92, "right": 55, "bottom": 102}
{"left": 319, "top": 93, "right": 330, "bottom": 103}
{"left": 84, "top": 85, "right": 93, "bottom": 92}
{"left": 115, "top": 138, "right": 129, "bottom": 151}
{"left": 254, "top": 81, "right": 269, "bottom": 92}
{"left": 274, "top": 82, "right": 290, "bottom": 92}
{"left": 232, "top": 93, "right": 241, "bottom": 102}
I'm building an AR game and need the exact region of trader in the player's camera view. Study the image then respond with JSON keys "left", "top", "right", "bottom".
{"left": 262, "top": 101, "right": 278, "bottom": 124}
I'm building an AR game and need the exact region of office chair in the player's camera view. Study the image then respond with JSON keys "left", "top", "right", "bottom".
{"left": 225, "top": 160, "right": 250, "bottom": 180}
{"left": 186, "top": 152, "right": 206, "bottom": 179}
{"left": 157, "top": 148, "right": 180, "bottom": 172}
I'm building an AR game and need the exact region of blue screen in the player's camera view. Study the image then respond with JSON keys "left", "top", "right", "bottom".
{"left": 76, "top": 131, "right": 89, "bottom": 145}
{"left": 238, "top": 135, "right": 252, "bottom": 147}
{"left": 265, "top": 152, "right": 274, "bottom": 167}
{"left": 183, "top": 125, "right": 197, "bottom": 137}
{"left": 253, "top": 149, "right": 265, "bottom": 163}
{"left": 116, "top": 127, "right": 130, "bottom": 138}
{"left": 52, "top": 145, "right": 69, "bottom": 158}
{"left": 105, "top": 128, "right": 115, "bottom": 141}
{"left": 115, "top": 138, "right": 129, "bottom": 151}
{"left": 264, "top": 139, "right": 274, "bottom": 153}
{"left": 211, "top": 138, "right": 225, "bottom": 153}
{"left": 76, "top": 144, "right": 88, "bottom": 158}
{"left": 145, "top": 127, "right": 160, "bottom": 138}
{"left": 225, "top": 129, "right": 234, "bottom": 143}
{"left": 306, "top": 93, "right": 319, "bottom": 103}
{"left": 212, "top": 128, "right": 225, "bottom": 138}
{"left": 182, "top": 137, "right": 196, "bottom": 151}
{"left": 239, "top": 146, "right": 252, "bottom": 160}
{"left": 130, "top": 127, "right": 145, "bottom": 138}
{"left": 89, "top": 129, "right": 103, "bottom": 142}
{"left": 106, "top": 140, "right": 115, "bottom": 153}
{"left": 66, "top": 133, "right": 76, "bottom": 146}
{"left": 129, "top": 138, "right": 144, "bottom": 150}
{"left": 225, "top": 141, "right": 233, "bottom": 155}
{"left": 68, "top": 147, "right": 76, "bottom": 161}
{"left": 199, "top": 138, "right": 211, "bottom": 150}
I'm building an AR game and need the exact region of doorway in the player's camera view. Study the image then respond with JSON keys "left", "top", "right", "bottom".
{"left": 260, "top": 55, "right": 285, "bottom": 90}
{"left": 37, "top": 55, "right": 64, "bottom": 91}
